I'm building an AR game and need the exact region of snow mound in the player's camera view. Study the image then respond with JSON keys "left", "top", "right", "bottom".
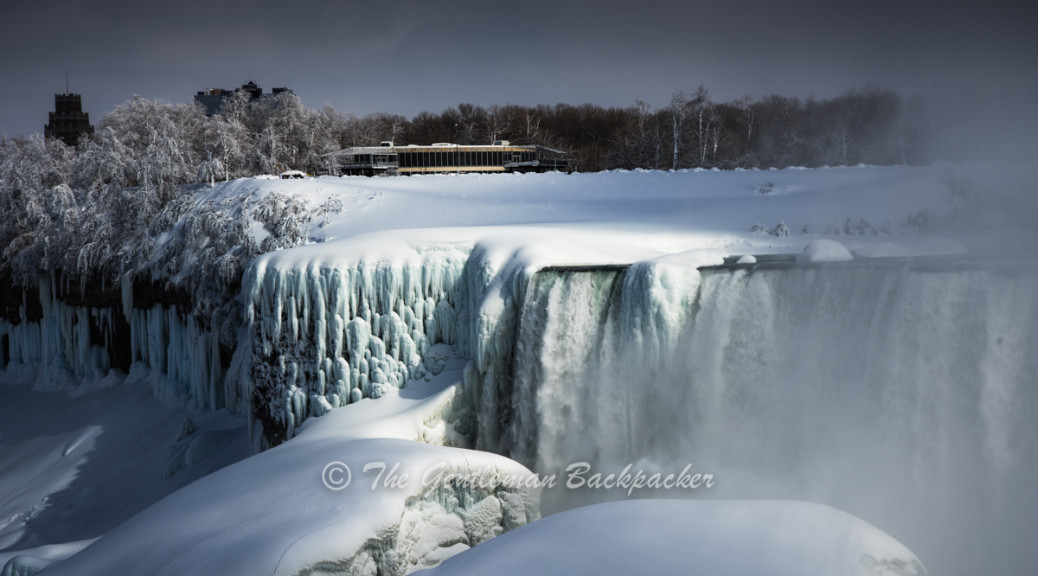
{"left": 41, "top": 381, "right": 540, "bottom": 576}
{"left": 418, "top": 499, "right": 926, "bottom": 576}
{"left": 797, "top": 239, "right": 854, "bottom": 263}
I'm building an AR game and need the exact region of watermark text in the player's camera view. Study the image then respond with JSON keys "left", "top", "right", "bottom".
{"left": 321, "top": 460, "right": 715, "bottom": 496}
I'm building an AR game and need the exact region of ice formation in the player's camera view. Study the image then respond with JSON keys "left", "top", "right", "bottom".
{"left": 239, "top": 239, "right": 476, "bottom": 446}
{"left": 235, "top": 233, "right": 1030, "bottom": 573}
{"left": 0, "top": 275, "right": 115, "bottom": 385}
{"left": 0, "top": 273, "right": 223, "bottom": 410}
{"left": 3, "top": 227, "right": 1036, "bottom": 575}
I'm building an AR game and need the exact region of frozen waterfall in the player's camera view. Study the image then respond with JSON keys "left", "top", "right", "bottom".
{"left": 495, "top": 257, "right": 1037, "bottom": 576}
{"left": 4, "top": 239, "right": 1034, "bottom": 575}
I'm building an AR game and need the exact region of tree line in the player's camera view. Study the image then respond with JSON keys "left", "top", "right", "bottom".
{"left": 348, "top": 86, "right": 934, "bottom": 172}
{"left": 8, "top": 84, "right": 945, "bottom": 185}
{"left": 4, "top": 85, "right": 944, "bottom": 199}
{"left": 0, "top": 93, "right": 343, "bottom": 341}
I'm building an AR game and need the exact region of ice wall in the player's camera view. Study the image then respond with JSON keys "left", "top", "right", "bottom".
{"left": 0, "top": 274, "right": 224, "bottom": 411}
{"left": 0, "top": 275, "right": 113, "bottom": 383}
{"left": 235, "top": 234, "right": 553, "bottom": 449}
{"left": 240, "top": 245, "right": 478, "bottom": 446}
{"left": 123, "top": 304, "right": 224, "bottom": 411}
{"left": 497, "top": 258, "right": 1038, "bottom": 576}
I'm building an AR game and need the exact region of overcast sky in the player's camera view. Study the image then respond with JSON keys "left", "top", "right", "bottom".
{"left": 1, "top": 0, "right": 1035, "bottom": 139}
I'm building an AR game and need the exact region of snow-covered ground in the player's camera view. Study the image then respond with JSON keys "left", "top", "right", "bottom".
{"left": 0, "top": 371, "right": 251, "bottom": 573}
{"left": 222, "top": 163, "right": 1010, "bottom": 255}
{"left": 2, "top": 163, "right": 1036, "bottom": 575}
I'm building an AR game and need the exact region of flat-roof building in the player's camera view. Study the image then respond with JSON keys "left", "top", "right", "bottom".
{"left": 331, "top": 141, "right": 567, "bottom": 176}
{"left": 194, "top": 81, "right": 293, "bottom": 116}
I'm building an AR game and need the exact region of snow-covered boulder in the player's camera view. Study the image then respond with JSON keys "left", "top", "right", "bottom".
{"left": 417, "top": 499, "right": 926, "bottom": 576}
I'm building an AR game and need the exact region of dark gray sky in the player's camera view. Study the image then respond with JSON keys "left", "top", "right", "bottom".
{"left": 2, "top": 0, "right": 1035, "bottom": 139}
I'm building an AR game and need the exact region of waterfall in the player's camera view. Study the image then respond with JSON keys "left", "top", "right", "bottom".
{"left": 503, "top": 257, "right": 1038, "bottom": 576}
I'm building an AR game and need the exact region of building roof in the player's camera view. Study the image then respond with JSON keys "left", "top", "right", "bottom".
{"left": 331, "top": 143, "right": 566, "bottom": 156}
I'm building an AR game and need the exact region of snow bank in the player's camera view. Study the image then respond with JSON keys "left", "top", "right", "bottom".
{"left": 0, "top": 425, "right": 100, "bottom": 551}
{"left": 41, "top": 439, "right": 537, "bottom": 576}
{"left": 418, "top": 499, "right": 926, "bottom": 576}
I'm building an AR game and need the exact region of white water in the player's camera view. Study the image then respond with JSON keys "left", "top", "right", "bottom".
{"left": 502, "top": 258, "right": 1038, "bottom": 576}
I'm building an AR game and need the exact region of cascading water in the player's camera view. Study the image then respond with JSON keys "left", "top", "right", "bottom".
{"left": 508, "top": 267, "right": 625, "bottom": 467}
{"left": 499, "top": 257, "right": 1038, "bottom": 576}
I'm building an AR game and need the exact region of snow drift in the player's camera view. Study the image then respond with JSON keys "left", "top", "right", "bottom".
{"left": 416, "top": 499, "right": 926, "bottom": 576}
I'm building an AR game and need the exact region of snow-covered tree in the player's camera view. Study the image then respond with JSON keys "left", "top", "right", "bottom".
{"left": 0, "top": 135, "right": 76, "bottom": 284}
{"left": 72, "top": 127, "right": 134, "bottom": 191}
{"left": 200, "top": 114, "right": 249, "bottom": 181}
{"left": 769, "top": 221, "right": 791, "bottom": 237}
{"left": 252, "top": 192, "right": 314, "bottom": 252}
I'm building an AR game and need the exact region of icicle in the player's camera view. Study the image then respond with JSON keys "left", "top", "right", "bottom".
{"left": 121, "top": 273, "right": 134, "bottom": 321}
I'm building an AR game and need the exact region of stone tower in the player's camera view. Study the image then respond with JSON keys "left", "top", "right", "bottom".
{"left": 45, "top": 93, "right": 94, "bottom": 147}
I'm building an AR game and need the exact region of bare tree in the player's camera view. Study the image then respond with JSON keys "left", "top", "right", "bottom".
{"left": 739, "top": 95, "right": 756, "bottom": 148}
{"left": 522, "top": 107, "right": 542, "bottom": 145}
{"left": 372, "top": 112, "right": 407, "bottom": 144}
{"left": 690, "top": 85, "right": 712, "bottom": 167}
{"left": 670, "top": 90, "right": 687, "bottom": 169}
{"left": 708, "top": 105, "right": 724, "bottom": 166}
